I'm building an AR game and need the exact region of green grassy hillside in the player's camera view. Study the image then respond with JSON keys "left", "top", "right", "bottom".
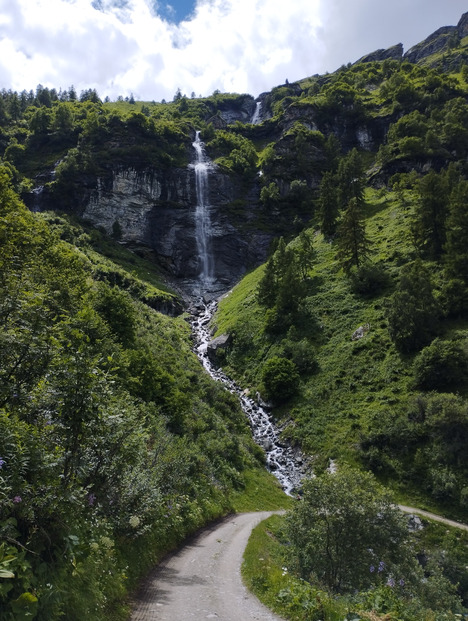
{"left": 214, "top": 179, "right": 468, "bottom": 518}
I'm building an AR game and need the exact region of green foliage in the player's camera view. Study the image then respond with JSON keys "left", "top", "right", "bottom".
{"left": 445, "top": 178, "right": 468, "bottom": 283}
{"left": 386, "top": 261, "right": 439, "bottom": 353}
{"left": 336, "top": 197, "right": 371, "bottom": 273}
{"left": 317, "top": 171, "right": 338, "bottom": 237}
{"left": 412, "top": 169, "right": 449, "bottom": 259}
{"left": 286, "top": 469, "right": 414, "bottom": 593}
{"left": 0, "top": 170, "right": 263, "bottom": 619}
{"left": 261, "top": 357, "right": 300, "bottom": 402}
{"left": 348, "top": 262, "right": 389, "bottom": 296}
{"left": 244, "top": 511, "right": 466, "bottom": 621}
{"left": 207, "top": 130, "right": 257, "bottom": 178}
{"left": 413, "top": 338, "right": 468, "bottom": 390}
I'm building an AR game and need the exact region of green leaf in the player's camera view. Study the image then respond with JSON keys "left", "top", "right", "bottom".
{"left": 0, "top": 568, "right": 15, "bottom": 579}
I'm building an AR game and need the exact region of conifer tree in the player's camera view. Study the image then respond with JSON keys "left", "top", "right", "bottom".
{"left": 445, "top": 179, "right": 468, "bottom": 283}
{"left": 296, "top": 230, "right": 315, "bottom": 279}
{"left": 336, "top": 197, "right": 370, "bottom": 273}
{"left": 412, "top": 170, "right": 448, "bottom": 259}
{"left": 257, "top": 256, "right": 277, "bottom": 307}
{"left": 386, "top": 260, "right": 439, "bottom": 352}
{"left": 318, "top": 171, "right": 339, "bottom": 237}
{"left": 337, "top": 148, "right": 365, "bottom": 208}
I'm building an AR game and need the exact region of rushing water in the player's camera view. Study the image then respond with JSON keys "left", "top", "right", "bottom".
{"left": 192, "top": 131, "right": 214, "bottom": 287}
{"left": 190, "top": 299, "right": 307, "bottom": 495}
{"left": 250, "top": 101, "right": 262, "bottom": 125}
{"left": 189, "top": 130, "right": 307, "bottom": 493}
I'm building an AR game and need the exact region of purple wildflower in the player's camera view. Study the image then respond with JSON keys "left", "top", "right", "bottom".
{"left": 88, "top": 493, "right": 96, "bottom": 506}
{"left": 0, "top": 458, "right": 5, "bottom": 469}
{"left": 13, "top": 496, "right": 22, "bottom": 504}
{"left": 378, "top": 561, "right": 385, "bottom": 572}
{"left": 386, "top": 578, "right": 395, "bottom": 588}
{"left": 399, "top": 579, "right": 405, "bottom": 587}
{"left": 369, "top": 565, "right": 375, "bottom": 573}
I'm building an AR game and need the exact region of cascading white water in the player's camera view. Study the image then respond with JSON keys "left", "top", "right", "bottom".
{"left": 192, "top": 131, "right": 214, "bottom": 286}
{"left": 191, "top": 300, "right": 307, "bottom": 495}
{"left": 251, "top": 101, "right": 262, "bottom": 125}
{"left": 189, "top": 129, "right": 306, "bottom": 494}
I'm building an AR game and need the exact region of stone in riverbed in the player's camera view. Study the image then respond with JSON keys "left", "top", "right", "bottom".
{"left": 207, "top": 334, "right": 231, "bottom": 361}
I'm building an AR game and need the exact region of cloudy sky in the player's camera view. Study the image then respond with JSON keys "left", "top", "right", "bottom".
{"left": 0, "top": 0, "right": 466, "bottom": 102}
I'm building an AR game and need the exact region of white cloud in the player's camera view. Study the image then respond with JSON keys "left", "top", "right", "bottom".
{"left": 0, "top": 0, "right": 466, "bottom": 101}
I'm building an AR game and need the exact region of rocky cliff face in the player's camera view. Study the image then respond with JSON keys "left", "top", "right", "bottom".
{"left": 81, "top": 159, "right": 270, "bottom": 291}
{"left": 404, "top": 12, "right": 468, "bottom": 64}
{"left": 357, "top": 43, "right": 403, "bottom": 65}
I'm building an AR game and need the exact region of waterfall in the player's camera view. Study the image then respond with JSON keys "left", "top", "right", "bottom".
{"left": 251, "top": 101, "right": 262, "bottom": 125}
{"left": 192, "top": 131, "right": 214, "bottom": 287}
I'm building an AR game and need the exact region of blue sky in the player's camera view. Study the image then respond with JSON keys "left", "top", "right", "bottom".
{"left": 159, "top": 0, "right": 195, "bottom": 22}
{"left": 0, "top": 0, "right": 466, "bottom": 102}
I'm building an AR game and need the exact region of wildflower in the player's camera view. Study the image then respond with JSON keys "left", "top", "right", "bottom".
{"left": 129, "top": 515, "right": 140, "bottom": 528}
{"left": 0, "top": 458, "right": 5, "bottom": 469}
{"left": 378, "top": 561, "right": 385, "bottom": 572}
{"left": 399, "top": 579, "right": 405, "bottom": 587}
{"left": 13, "top": 496, "right": 22, "bottom": 503}
{"left": 100, "top": 536, "right": 114, "bottom": 549}
{"left": 386, "top": 578, "right": 395, "bottom": 588}
{"left": 370, "top": 565, "right": 375, "bottom": 573}
{"left": 88, "top": 493, "right": 96, "bottom": 506}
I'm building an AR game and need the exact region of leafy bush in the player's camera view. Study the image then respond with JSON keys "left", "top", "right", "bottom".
{"left": 413, "top": 338, "right": 468, "bottom": 390}
{"left": 348, "top": 262, "right": 389, "bottom": 296}
{"left": 286, "top": 468, "right": 416, "bottom": 593}
{"left": 261, "top": 356, "right": 300, "bottom": 402}
{"left": 386, "top": 261, "right": 440, "bottom": 353}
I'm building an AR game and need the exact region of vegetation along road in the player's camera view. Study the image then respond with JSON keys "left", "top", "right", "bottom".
{"left": 399, "top": 505, "right": 468, "bottom": 531}
{"left": 130, "top": 511, "right": 285, "bottom": 621}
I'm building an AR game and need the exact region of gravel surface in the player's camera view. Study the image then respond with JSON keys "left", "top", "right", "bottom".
{"left": 130, "top": 511, "right": 285, "bottom": 621}
{"left": 399, "top": 505, "right": 468, "bottom": 531}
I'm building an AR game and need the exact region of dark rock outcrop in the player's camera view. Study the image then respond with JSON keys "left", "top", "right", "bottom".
{"left": 458, "top": 12, "right": 468, "bottom": 38}
{"left": 357, "top": 43, "right": 404, "bottom": 64}
{"left": 404, "top": 26, "right": 456, "bottom": 64}
{"left": 403, "top": 12, "right": 468, "bottom": 65}
{"left": 80, "top": 161, "right": 270, "bottom": 290}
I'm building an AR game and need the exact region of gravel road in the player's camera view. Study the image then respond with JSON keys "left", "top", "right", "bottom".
{"left": 399, "top": 505, "right": 468, "bottom": 531}
{"left": 130, "top": 511, "right": 285, "bottom": 621}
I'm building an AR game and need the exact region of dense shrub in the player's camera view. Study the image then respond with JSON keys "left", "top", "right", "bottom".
{"left": 261, "top": 356, "right": 300, "bottom": 402}
{"left": 413, "top": 339, "right": 468, "bottom": 390}
{"left": 348, "top": 262, "right": 389, "bottom": 296}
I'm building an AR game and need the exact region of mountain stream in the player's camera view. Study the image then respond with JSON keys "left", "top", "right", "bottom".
{"left": 188, "top": 132, "right": 307, "bottom": 494}
{"left": 190, "top": 300, "right": 307, "bottom": 495}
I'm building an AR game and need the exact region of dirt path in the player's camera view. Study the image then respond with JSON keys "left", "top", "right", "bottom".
{"left": 399, "top": 505, "right": 468, "bottom": 531}
{"left": 130, "top": 511, "right": 285, "bottom": 621}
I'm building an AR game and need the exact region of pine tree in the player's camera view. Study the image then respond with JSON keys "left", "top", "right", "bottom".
{"left": 336, "top": 197, "right": 370, "bottom": 273}
{"left": 318, "top": 171, "right": 339, "bottom": 237}
{"left": 296, "top": 230, "right": 315, "bottom": 279}
{"left": 412, "top": 170, "right": 448, "bottom": 259}
{"left": 445, "top": 179, "right": 468, "bottom": 283}
{"left": 257, "top": 257, "right": 277, "bottom": 307}
{"left": 337, "top": 148, "right": 365, "bottom": 208}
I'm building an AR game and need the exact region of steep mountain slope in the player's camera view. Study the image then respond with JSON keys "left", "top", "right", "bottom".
{"left": 2, "top": 11, "right": 468, "bottom": 619}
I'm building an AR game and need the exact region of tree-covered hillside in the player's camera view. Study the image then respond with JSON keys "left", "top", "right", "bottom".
{"left": 0, "top": 165, "right": 291, "bottom": 619}
{"left": 2, "top": 15, "right": 468, "bottom": 620}
{"left": 212, "top": 55, "right": 468, "bottom": 520}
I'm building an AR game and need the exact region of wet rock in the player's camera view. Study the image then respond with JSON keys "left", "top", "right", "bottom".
{"left": 207, "top": 334, "right": 231, "bottom": 361}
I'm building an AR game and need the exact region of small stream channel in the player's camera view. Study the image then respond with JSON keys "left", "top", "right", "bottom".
{"left": 190, "top": 298, "right": 307, "bottom": 495}
{"left": 188, "top": 130, "right": 307, "bottom": 495}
